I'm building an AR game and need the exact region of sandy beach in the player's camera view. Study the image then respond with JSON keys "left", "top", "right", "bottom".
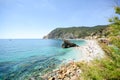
{"left": 75, "top": 39, "right": 104, "bottom": 62}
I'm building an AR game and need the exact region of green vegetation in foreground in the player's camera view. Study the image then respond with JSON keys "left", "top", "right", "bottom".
{"left": 76, "top": 43, "right": 120, "bottom": 80}
{"left": 76, "top": 6, "right": 120, "bottom": 80}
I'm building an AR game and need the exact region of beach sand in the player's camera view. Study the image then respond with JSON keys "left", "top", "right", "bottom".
{"left": 74, "top": 39, "right": 104, "bottom": 62}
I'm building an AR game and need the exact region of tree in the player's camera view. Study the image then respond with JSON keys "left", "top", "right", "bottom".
{"left": 108, "top": 6, "right": 120, "bottom": 48}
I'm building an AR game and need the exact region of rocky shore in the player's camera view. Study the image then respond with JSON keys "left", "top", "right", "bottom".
{"left": 40, "top": 61, "right": 81, "bottom": 80}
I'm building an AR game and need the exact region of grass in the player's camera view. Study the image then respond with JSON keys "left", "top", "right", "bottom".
{"left": 76, "top": 42, "right": 120, "bottom": 80}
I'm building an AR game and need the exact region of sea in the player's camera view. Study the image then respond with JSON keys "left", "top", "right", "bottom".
{"left": 0, "top": 39, "right": 86, "bottom": 80}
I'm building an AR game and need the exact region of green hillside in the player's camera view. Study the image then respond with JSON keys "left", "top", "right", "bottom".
{"left": 43, "top": 25, "right": 108, "bottom": 39}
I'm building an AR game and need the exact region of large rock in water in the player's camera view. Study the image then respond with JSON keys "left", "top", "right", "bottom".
{"left": 62, "top": 40, "right": 79, "bottom": 48}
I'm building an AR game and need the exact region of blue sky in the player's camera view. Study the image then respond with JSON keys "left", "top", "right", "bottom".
{"left": 0, "top": 0, "right": 117, "bottom": 39}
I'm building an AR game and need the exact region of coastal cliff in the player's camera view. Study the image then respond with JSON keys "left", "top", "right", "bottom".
{"left": 43, "top": 25, "right": 108, "bottom": 39}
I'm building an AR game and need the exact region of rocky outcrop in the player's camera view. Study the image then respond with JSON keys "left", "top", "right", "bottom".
{"left": 62, "top": 40, "right": 79, "bottom": 48}
{"left": 43, "top": 35, "right": 48, "bottom": 39}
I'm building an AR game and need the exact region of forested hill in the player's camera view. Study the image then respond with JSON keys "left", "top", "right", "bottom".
{"left": 43, "top": 25, "right": 108, "bottom": 39}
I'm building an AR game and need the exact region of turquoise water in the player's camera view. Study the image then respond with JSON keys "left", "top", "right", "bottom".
{"left": 0, "top": 39, "right": 86, "bottom": 80}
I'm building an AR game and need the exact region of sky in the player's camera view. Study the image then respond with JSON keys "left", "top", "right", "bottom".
{"left": 0, "top": 0, "right": 118, "bottom": 39}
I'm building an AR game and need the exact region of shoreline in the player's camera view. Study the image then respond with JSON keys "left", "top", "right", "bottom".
{"left": 33, "top": 39, "right": 105, "bottom": 80}
{"left": 75, "top": 39, "right": 104, "bottom": 62}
